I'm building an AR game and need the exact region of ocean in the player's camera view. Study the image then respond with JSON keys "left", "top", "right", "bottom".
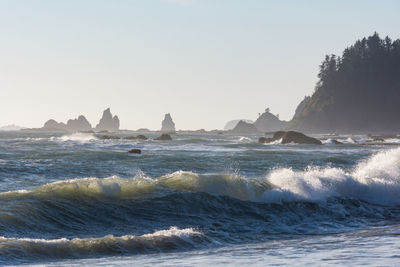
{"left": 0, "top": 131, "right": 399, "bottom": 266}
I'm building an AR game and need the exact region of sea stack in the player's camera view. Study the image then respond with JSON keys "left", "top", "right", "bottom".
{"left": 43, "top": 119, "right": 67, "bottom": 131}
{"left": 66, "top": 115, "right": 92, "bottom": 131}
{"left": 95, "top": 108, "right": 120, "bottom": 132}
{"left": 231, "top": 120, "right": 259, "bottom": 134}
{"left": 253, "top": 109, "right": 288, "bottom": 132}
{"left": 161, "top": 113, "right": 175, "bottom": 133}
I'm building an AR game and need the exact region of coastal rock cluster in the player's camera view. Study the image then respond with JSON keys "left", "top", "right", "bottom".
{"left": 229, "top": 109, "right": 288, "bottom": 134}
{"left": 42, "top": 108, "right": 120, "bottom": 132}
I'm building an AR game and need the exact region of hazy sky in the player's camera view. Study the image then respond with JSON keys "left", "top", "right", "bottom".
{"left": 1, "top": 0, "right": 399, "bottom": 130}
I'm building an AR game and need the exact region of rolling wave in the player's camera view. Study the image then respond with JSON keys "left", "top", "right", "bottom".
{"left": 0, "top": 227, "right": 207, "bottom": 263}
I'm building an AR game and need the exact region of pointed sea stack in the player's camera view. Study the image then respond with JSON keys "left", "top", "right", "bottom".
{"left": 95, "top": 108, "right": 120, "bottom": 132}
{"left": 161, "top": 113, "right": 175, "bottom": 133}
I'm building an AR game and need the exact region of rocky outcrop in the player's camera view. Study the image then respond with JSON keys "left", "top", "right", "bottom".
{"left": 231, "top": 120, "right": 259, "bottom": 134}
{"left": 253, "top": 110, "right": 288, "bottom": 132}
{"left": 0, "top": 125, "right": 25, "bottom": 131}
{"left": 259, "top": 131, "right": 322, "bottom": 145}
{"left": 43, "top": 119, "right": 67, "bottom": 131}
{"left": 224, "top": 119, "right": 253, "bottom": 131}
{"left": 95, "top": 108, "right": 120, "bottom": 132}
{"left": 155, "top": 134, "right": 172, "bottom": 141}
{"left": 97, "top": 135, "right": 121, "bottom": 140}
{"left": 161, "top": 113, "right": 175, "bottom": 133}
{"left": 66, "top": 115, "right": 92, "bottom": 132}
{"left": 124, "top": 135, "right": 148, "bottom": 140}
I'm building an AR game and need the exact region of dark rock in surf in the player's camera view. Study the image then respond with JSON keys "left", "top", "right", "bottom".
{"left": 258, "top": 131, "right": 322, "bottom": 145}
{"left": 97, "top": 135, "right": 121, "bottom": 140}
{"left": 128, "top": 149, "right": 141, "bottom": 154}
{"left": 331, "top": 139, "right": 343, "bottom": 144}
{"left": 280, "top": 131, "right": 322, "bottom": 145}
{"left": 155, "top": 134, "right": 172, "bottom": 141}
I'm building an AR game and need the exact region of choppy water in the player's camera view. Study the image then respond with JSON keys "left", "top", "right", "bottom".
{"left": 0, "top": 131, "right": 399, "bottom": 266}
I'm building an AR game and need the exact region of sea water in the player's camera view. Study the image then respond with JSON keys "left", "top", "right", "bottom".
{"left": 0, "top": 131, "right": 399, "bottom": 266}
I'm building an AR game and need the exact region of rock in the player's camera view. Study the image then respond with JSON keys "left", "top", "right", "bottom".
{"left": 253, "top": 110, "right": 288, "bottom": 132}
{"left": 224, "top": 119, "right": 253, "bottom": 131}
{"left": 161, "top": 113, "right": 176, "bottom": 133}
{"left": 373, "top": 137, "right": 385, "bottom": 142}
{"left": 280, "top": 131, "right": 322, "bottom": 145}
{"left": 128, "top": 149, "right": 141, "bottom": 154}
{"left": 95, "top": 108, "right": 120, "bottom": 132}
{"left": 259, "top": 131, "right": 322, "bottom": 145}
{"left": 43, "top": 119, "right": 67, "bottom": 130}
{"left": 97, "top": 135, "right": 121, "bottom": 140}
{"left": 155, "top": 134, "right": 172, "bottom": 141}
{"left": 124, "top": 135, "right": 148, "bottom": 140}
{"left": 66, "top": 115, "right": 92, "bottom": 132}
{"left": 231, "top": 120, "right": 259, "bottom": 134}
{"left": 136, "top": 128, "right": 150, "bottom": 132}
{"left": 272, "top": 131, "right": 287, "bottom": 140}
{"left": 332, "top": 139, "right": 343, "bottom": 144}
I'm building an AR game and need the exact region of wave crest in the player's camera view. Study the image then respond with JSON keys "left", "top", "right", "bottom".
{"left": 0, "top": 227, "right": 206, "bottom": 261}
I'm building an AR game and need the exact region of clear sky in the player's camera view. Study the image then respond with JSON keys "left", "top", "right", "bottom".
{"left": 0, "top": 0, "right": 399, "bottom": 130}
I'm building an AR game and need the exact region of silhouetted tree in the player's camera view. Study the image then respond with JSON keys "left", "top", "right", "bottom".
{"left": 290, "top": 33, "right": 400, "bottom": 133}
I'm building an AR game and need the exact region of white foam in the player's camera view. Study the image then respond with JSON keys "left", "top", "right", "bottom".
{"left": 263, "top": 147, "right": 400, "bottom": 206}
{"left": 51, "top": 133, "right": 97, "bottom": 143}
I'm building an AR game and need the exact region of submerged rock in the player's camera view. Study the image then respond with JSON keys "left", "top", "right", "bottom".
{"left": 331, "top": 139, "right": 343, "bottom": 144}
{"left": 155, "top": 134, "right": 172, "bottom": 141}
{"left": 161, "top": 113, "right": 176, "bottom": 133}
{"left": 95, "top": 108, "right": 120, "bottom": 132}
{"left": 128, "top": 149, "right": 141, "bottom": 154}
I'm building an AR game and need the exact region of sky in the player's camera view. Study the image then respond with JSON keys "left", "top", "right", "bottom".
{"left": 0, "top": 0, "right": 399, "bottom": 130}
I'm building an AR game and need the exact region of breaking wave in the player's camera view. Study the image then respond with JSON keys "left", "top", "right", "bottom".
{"left": 50, "top": 133, "right": 98, "bottom": 142}
{"left": 2, "top": 147, "right": 400, "bottom": 206}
